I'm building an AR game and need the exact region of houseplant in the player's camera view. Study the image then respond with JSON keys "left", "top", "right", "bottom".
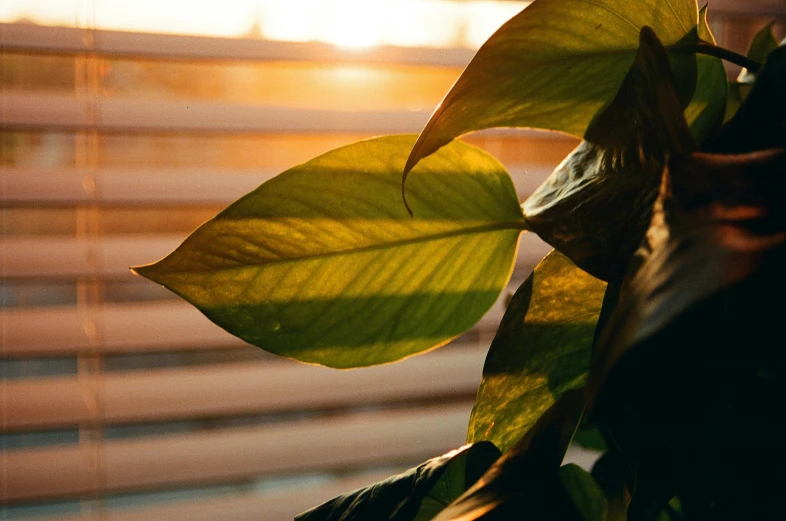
{"left": 133, "top": 1, "right": 786, "bottom": 519}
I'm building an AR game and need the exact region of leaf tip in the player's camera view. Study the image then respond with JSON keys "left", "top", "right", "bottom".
{"left": 129, "top": 263, "right": 156, "bottom": 281}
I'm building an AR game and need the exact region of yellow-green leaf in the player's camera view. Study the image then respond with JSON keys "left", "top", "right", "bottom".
{"left": 404, "top": 0, "right": 698, "bottom": 174}
{"left": 468, "top": 250, "right": 606, "bottom": 453}
{"left": 133, "top": 135, "right": 524, "bottom": 368}
{"left": 684, "top": 6, "right": 727, "bottom": 140}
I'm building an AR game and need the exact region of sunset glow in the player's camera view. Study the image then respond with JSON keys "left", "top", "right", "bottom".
{"left": 0, "top": 0, "right": 528, "bottom": 49}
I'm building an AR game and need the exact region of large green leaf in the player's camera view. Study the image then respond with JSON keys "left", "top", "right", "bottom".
{"left": 403, "top": 0, "right": 698, "bottom": 175}
{"left": 133, "top": 135, "right": 524, "bottom": 368}
{"left": 521, "top": 27, "right": 695, "bottom": 281}
{"left": 296, "top": 442, "right": 501, "bottom": 521}
{"left": 683, "top": 6, "right": 727, "bottom": 141}
{"left": 468, "top": 250, "right": 606, "bottom": 453}
{"left": 433, "top": 391, "right": 598, "bottom": 521}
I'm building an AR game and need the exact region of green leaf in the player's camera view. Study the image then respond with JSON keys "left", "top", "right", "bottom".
{"left": 296, "top": 442, "right": 501, "bottom": 521}
{"left": 467, "top": 250, "right": 606, "bottom": 453}
{"left": 559, "top": 464, "right": 608, "bottom": 521}
{"left": 738, "top": 21, "right": 779, "bottom": 84}
{"left": 403, "top": 0, "right": 698, "bottom": 174}
{"left": 726, "top": 21, "right": 779, "bottom": 121}
{"left": 683, "top": 6, "right": 727, "bottom": 141}
{"left": 133, "top": 135, "right": 524, "bottom": 368}
{"left": 433, "top": 391, "right": 588, "bottom": 521}
{"left": 521, "top": 27, "right": 694, "bottom": 281}
{"left": 572, "top": 425, "right": 608, "bottom": 452}
{"left": 747, "top": 21, "right": 780, "bottom": 62}
{"left": 412, "top": 444, "right": 501, "bottom": 521}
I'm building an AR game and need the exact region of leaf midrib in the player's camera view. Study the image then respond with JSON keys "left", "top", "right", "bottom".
{"left": 146, "top": 220, "right": 528, "bottom": 276}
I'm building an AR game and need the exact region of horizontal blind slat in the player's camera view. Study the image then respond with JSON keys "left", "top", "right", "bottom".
{"left": 4, "top": 346, "right": 485, "bottom": 431}
{"left": 3, "top": 404, "right": 471, "bottom": 503}
{"left": 3, "top": 301, "right": 248, "bottom": 356}
{"left": 2, "top": 235, "right": 182, "bottom": 278}
{"left": 23, "top": 470, "right": 408, "bottom": 521}
{"left": 1, "top": 167, "right": 276, "bottom": 204}
{"left": 0, "top": 92, "right": 576, "bottom": 138}
{"left": 0, "top": 22, "right": 477, "bottom": 66}
{"left": 1, "top": 165, "right": 553, "bottom": 205}
{"left": 1, "top": 92, "right": 432, "bottom": 133}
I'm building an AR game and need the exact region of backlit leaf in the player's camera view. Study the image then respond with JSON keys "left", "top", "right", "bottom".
{"left": 404, "top": 0, "right": 698, "bottom": 174}
{"left": 133, "top": 135, "right": 524, "bottom": 368}
{"left": 296, "top": 442, "right": 501, "bottom": 521}
{"left": 468, "top": 250, "right": 606, "bottom": 453}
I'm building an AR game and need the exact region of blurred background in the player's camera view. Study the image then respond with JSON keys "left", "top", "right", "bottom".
{"left": 2, "top": 1, "right": 785, "bottom": 520}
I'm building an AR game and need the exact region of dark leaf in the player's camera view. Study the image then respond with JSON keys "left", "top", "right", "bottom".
{"left": 725, "top": 21, "right": 779, "bottom": 121}
{"left": 591, "top": 451, "right": 631, "bottom": 521}
{"left": 559, "top": 464, "right": 608, "bottom": 521}
{"left": 589, "top": 148, "right": 786, "bottom": 519}
{"left": 433, "top": 391, "right": 589, "bottom": 521}
{"left": 467, "top": 250, "right": 606, "bottom": 453}
{"left": 522, "top": 27, "right": 695, "bottom": 281}
{"left": 296, "top": 442, "right": 501, "bottom": 521}
{"left": 706, "top": 45, "right": 786, "bottom": 153}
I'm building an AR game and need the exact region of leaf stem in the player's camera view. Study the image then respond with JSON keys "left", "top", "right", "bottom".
{"left": 673, "top": 41, "right": 762, "bottom": 73}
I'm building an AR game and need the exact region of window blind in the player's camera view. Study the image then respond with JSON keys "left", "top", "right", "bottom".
{"left": 2, "top": 4, "right": 784, "bottom": 520}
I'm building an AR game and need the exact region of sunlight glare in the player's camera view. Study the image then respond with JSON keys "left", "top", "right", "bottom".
{"left": 327, "top": 0, "right": 383, "bottom": 48}
{"left": 0, "top": 0, "right": 530, "bottom": 49}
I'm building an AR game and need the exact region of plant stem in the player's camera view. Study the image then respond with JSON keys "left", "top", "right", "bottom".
{"left": 674, "top": 41, "right": 762, "bottom": 72}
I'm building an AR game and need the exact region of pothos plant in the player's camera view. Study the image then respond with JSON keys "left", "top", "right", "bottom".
{"left": 133, "top": 0, "right": 786, "bottom": 519}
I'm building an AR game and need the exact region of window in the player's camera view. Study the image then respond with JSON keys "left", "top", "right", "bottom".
{"left": 2, "top": 2, "right": 783, "bottom": 519}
